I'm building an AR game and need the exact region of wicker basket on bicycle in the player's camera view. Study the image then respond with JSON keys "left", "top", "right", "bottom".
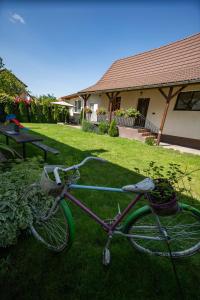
{"left": 40, "top": 165, "right": 64, "bottom": 196}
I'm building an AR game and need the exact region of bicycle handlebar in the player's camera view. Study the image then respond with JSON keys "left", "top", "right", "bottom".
{"left": 53, "top": 156, "right": 107, "bottom": 185}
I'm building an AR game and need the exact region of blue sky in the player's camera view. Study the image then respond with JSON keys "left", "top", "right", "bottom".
{"left": 0, "top": 0, "right": 199, "bottom": 97}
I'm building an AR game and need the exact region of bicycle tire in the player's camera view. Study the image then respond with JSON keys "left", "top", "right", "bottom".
{"left": 23, "top": 184, "right": 74, "bottom": 252}
{"left": 123, "top": 203, "right": 200, "bottom": 258}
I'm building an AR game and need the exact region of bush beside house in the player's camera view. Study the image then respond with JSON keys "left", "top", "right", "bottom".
{"left": 108, "top": 120, "right": 119, "bottom": 137}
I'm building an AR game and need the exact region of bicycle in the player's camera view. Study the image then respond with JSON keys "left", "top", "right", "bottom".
{"left": 23, "top": 156, "right": 200, "bottom": 265}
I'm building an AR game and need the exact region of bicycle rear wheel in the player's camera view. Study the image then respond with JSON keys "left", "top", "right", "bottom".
{"left": 123, "top": 203, "right": 200, "bottom": 258}
{"left": 24, "top": 184, "right": 74, "bottom": 252}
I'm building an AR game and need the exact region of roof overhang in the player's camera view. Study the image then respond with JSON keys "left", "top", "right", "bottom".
{"left": 60, "top": 93, "right": 80, "bottom": 100}
{"left": 78, "top": 79, "right": 200, "bottom": 95}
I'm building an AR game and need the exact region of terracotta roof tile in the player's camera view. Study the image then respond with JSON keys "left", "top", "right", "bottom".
{"left": 80, "top": 33, "right": 200, "bottom": 93}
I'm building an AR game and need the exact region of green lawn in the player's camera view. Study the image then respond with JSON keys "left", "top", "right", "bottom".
{"left": 1, "top": 123, "right": 200, "bottom": 300}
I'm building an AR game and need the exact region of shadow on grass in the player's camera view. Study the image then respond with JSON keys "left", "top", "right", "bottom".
{"left": 0, "top": 125, "right": 200, "bottom": 300}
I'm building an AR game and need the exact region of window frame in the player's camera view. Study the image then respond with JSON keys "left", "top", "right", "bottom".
{"left": 74, "top": 99, "right": 82, "bottom": 113}
{"left": 174, "top": 91, "right": 200, "bottom": 111}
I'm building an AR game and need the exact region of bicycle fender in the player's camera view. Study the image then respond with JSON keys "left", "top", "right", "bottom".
{"left": 60, "top": 199, "right": 75, "bottom": 249}
{"left": 122, "top": 202, "right": 200, "bottom": 234}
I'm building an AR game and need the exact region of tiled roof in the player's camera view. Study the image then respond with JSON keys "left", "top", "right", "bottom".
{"left": 79, "top": 33, "right": 200, "bottom": 93}
{"left": 60, "top": 93, "right": 79, "bottom": 100}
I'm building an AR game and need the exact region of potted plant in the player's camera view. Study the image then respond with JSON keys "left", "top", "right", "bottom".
{"left": 84, "top": 107, "right": 92, "bottom": 121}
{"left": 147, "top": 178, "right": 178, "bottom": 216}
{"left": 114, "top": 109, "right": 126, "bottom": 126}
{"left": 125, "top": 108, "right": 140, "bottom": 118}
{"left": 96, "top": 107, "right": 106, "bottom": 115}
{"left": 97, "top": 107, "right": 107, "bottom": 122}
{"left": 114, "top": 109, "right": 126, "bottom": 117}
{"left": 134, "top": 161, "right": 194, "bottom": 216}
{"left": 114, "top": 108, "right": 140, "bottom": 127}
{"left": 124, "top": 108, "right": 140, "bottom": 127}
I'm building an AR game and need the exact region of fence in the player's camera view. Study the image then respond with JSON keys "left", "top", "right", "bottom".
{"left": 97, "top": 113, "right": 159, "bottom": 134}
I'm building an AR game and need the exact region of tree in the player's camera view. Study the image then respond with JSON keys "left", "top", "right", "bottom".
{"left": 0, "top": 57, "right": 5, "bottom": 69}
{"left": 38, "top": 94, "right": 56, "bottom": 103}
{"left": 0, "top": 69, "right": 27, "bottom": 96}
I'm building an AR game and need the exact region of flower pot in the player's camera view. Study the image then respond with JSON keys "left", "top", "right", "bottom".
{"left": 86, "top": 112, "right": 92, "bottom": 121}
{"left": 149, "top": 196, "right": 179, "bottom": 216}
{"left": 97, "top": 114, "right": 107, "bottom": 122}
{"left": 148, "top": 178, "right": 180, "bottom": 216}
{"left": 114, "top": 116, "right": 135, "bottom": 127}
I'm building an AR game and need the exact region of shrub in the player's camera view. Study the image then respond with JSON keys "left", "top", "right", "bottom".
{"left": 114, "top": 109, "right": 125, "bottom": 117}
{"left": 42, "top": 102, "right": 50, "bottom": 123}
{"left": 96, "top": 107, "right": 106, "bottom": 115}
{"left": 145, "top": 137, "right": 156, "bottom": 146}
{"left": 0, "top": 158, "right": 43, "bottom": 247}
{"left": 80, "top": 108, "right": 84, "bottom": 123}
{"left": 30, "top": 100, "right": 39, "bottom": 122}
{"left": 108, "top": 120, "right": 119, "bottom": 137}
{"left": 98, "top": 121, "right": 109, "bottom": 135}
{"left": 0, "top": 93, "right": 15, "bottom": 119}
{"left": 125, "top": 107, "right": 140, "bottom": 118}
{"left": 82, "top": 120, "right": 96, "bottom": 132}
{"left": 0, "top": 143, "right": 17, "bottom": 161}
{"left": 18, "top": 101, "right": 28, "bottom": 122}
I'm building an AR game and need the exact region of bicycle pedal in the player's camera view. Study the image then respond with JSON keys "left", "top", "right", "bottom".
{"left": 102, "top": 248, "right": 111, "bottom": 266}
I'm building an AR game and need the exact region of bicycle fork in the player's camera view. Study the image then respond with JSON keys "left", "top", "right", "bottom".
{"left": 102, "top": 203, "right": 121, "bottom": 266}
{"left": 103, "top": 235, "right": 113, "bottom": 266}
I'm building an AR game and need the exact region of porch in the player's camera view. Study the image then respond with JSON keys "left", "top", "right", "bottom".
{"left": 96, "top": 112, "right": 158, "bottom": 142}
{"left": 80, "top": 83, "right": 200, "bottom": 148}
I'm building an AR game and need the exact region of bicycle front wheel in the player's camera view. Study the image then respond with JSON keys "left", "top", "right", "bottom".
{"left": 24, "top": 184, "right": 74, "bottom": 252}
{"left": 123, "top": 203, "right": 200, "bottom": 258}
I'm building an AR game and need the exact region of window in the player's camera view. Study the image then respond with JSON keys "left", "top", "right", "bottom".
{"left": 112, "top": 97, "right": 121, "bottom": 111}
{"left": 74, "top": 100, "right": 82, "bottom": 113}
{"left": 174, "top": 91, "right": 200, "bottom": 111}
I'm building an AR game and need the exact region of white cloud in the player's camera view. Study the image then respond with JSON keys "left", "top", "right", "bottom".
{"left": 9, "top": 13, "right": 25, "bottom": 24}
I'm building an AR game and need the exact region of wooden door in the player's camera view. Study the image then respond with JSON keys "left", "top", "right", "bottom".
{"left": 135, "top": 98, "right": 150, "bottom": 127}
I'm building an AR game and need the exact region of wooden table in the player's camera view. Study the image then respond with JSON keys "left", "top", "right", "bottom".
{"left": 0, "top": 125, "right": 43, "bottom": 158}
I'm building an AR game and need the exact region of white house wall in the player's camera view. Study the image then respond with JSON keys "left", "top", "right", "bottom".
{"left": 91, "top": 83, "right": 200, "bottom": 140}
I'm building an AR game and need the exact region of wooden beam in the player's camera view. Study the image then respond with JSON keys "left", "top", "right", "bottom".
{"left": 106, "top": 91, "right": 120, "bottom": 123}
{"left": 106, "top": 93, "right": 113, "bottom": 123}
{"left": 171, "top": 85, "right": 186, "bottom": 99}
{"left": 157, "top": 86, "right": 187, "bottom": 145}
{"left": 80, "top": 94, "right": 90, "bottom": 119}
{"left": 157, "top": 87, "right": 174, "bottom": 145}
{"left": 157, "top": 85, "right": 188, "bottom": 145}
{"left": 158, "top": 88, "right": 169, "bottom": 101}
{"left": 81, "top": 94, "right": 90, "bottom": 101}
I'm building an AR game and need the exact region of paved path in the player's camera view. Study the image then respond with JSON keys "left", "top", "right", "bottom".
{"left": 160, "top": 143, "right": 200, "bottom": 156}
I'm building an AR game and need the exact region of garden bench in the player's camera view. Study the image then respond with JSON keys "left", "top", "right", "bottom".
{"left": 31, "top": 141, "right": 60, "bottom": 161}
{"left": 0, "top": 124, "right": 43, "bottom": 158}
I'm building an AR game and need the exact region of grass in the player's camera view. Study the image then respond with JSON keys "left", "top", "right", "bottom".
{"left": 1, "top": 123, "right": 200, "bottom": 300}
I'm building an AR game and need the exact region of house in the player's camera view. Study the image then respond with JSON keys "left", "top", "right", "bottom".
{"left": 62, "top": 33, "right": 200, "bottom": 149}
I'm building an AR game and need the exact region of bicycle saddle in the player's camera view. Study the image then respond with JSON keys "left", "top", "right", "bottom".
{"left": 122, "top": 178, "right": 155, "bottom": 193}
